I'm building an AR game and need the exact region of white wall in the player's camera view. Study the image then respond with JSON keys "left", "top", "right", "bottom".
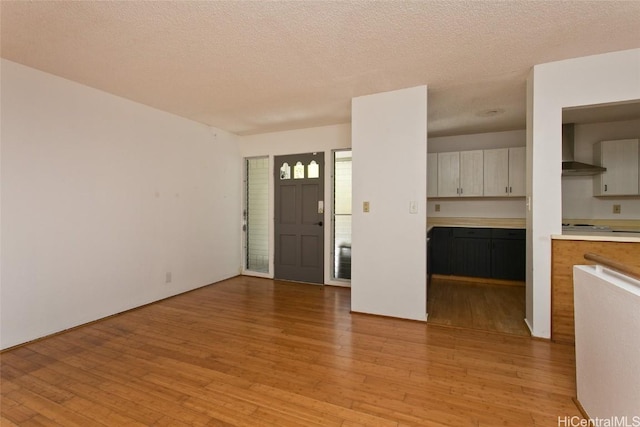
{"left": 574, "top": 265, "right": 640, "bottom": 420}
{"left": 526, "top": 48, "right": 640, "bottom": 338}
{"left": 428, "top": 129, "right": 525, "bottom": 153}
{"left": 563, "top": 118, "right": 640, "bottom": 220}
{"left": 238, "top": 124, "right": 351, "bottom": 285}
{"left": 239, "top": 124, "right": 351, "bottom": 157}
{"left": 351, "top": 86, "right": 427, "bottom": 321}
{"left": 427, "top": 130, "right": 526, "bottom": 218}
{"left": 0, "top": 60, "right": 242, "bottom": 349}
{"left": 427, "top": 199, "right": 525, "bottom": 218}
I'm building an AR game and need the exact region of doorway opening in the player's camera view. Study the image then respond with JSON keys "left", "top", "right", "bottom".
{"left": 427, "top": 226, "right": 528, "bottom": 336}
{"left": 427, "top": 277, "right": 528, "bottom": 336}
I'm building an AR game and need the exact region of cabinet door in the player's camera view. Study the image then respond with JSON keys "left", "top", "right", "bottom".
{"left": 427, "top": 153, "right": 438, "bottom": 197}
{"left": 459, "top": 150, "right": 483, "bottom": 197}
{"left": 491, "top": 239, "right": 526, "bottom": 280}
{"left": 430, "top": 227, "right": 453, "bottom": 275}
{"left": 594, "top": 139, "right": 639, "bottom": 196}
{"left": 452, "top": 228, "right": 491, "bottom": 278}
{"left": 453, "top": 237, "right": 491, "bottom": 278}
{"left": 437, "top": 152, "right": 460, "bottom": 197}
{"left": 483, "top": 148, "right": 509, "bottom": 196}
{"left": 508, "top": 147, "right": 526, "bottom": 197}
{"left": 491, "top": 229, "right": 526, "bottom": 281}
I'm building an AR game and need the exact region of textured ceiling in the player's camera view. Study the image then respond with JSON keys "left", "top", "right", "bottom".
{"left": 1, "top": 1, "right": 639, "bottom": 137}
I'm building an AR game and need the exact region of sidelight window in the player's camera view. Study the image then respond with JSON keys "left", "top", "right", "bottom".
{"left": 245, "top": 157, "right": 269, "bottom": 273}
{"left": 332, "top": 149, "right": 352, "bottom": 281}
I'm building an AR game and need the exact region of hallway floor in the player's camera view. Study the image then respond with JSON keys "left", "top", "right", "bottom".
{"left": 427, "top": 277, "right": 530, "bottom": 336}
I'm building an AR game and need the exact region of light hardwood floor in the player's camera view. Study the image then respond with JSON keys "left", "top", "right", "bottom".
{"left": 427, "top": 277, "right": 529, "bottom": 336}
{"left": 1, "top": 276, "right": 580, "bottom": 426}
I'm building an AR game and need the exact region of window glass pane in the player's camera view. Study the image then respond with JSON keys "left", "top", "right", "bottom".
{"left": 294, "top": 161, "right": 305, "bottom": 179}
{"left": 246, "top": 157, "right": 269, "bottom": 273}
{"left": 334, "top": 216, "right": 351, "bottom": 279}
{"left": 334, "top": 155, "right": 352, "bottom": 215}
{"left": 332, "top": 150, "right": 352, "bottom": 280}
{"left": 308, "top": 160, "right": 319, "bottom": 178}
{"left": 280, "top": 162, "right": 291, "bottom": 180}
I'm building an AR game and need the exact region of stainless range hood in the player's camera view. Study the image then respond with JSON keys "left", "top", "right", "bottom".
{"left": 561, "top": 123, "right": 606, "bottom": 176}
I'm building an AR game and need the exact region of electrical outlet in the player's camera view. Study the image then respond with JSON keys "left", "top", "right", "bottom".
{"left": 165, "top": 272, "right": 172, "bottom": 283}
{"left": 613, "top": 204, "right": 621, "bottom": 214}
{"left": 435, "top": 204, "right": 441, "bottom": 212}
{"left": 363, "top": 201, "right": 370, "bottom": 213}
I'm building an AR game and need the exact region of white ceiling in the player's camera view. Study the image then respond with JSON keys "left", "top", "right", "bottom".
{"left": 1, "top": 1, "right": 639, "bottom": 137}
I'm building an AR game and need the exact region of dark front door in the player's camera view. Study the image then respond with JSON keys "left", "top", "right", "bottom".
{"left": 274, "top": 152, "right": 324, "bottom": 284}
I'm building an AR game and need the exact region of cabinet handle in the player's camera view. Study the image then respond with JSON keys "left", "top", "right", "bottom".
{"left": 605, "top": 184, "right": 608, "bottom": 192}
{"left": 460, "top": 188, "right": 463, "bottom": 195}
{"left": 505, "top": 186, "right": 508, "bottom": 193}
{"left": 509, "top": 186, "right": 512, "bottom": 193}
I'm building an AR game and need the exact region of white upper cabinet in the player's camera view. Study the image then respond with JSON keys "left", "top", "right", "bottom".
{"left": 427, "top": 152, "right": 438, "bottom": 197}
{"left": 432, "top": 147, "right": 524, "bottom": 198}
{"left": 459, "top": 150, "right": 484, "bottom": 197}
{"left": 508, "top": 147, "right": 526, "bottom": 197}
{"left": 435, "top": 150, "right": 483, "bottom": 197}
{"left": 437, "top": 152, "right": 460, "bottom": 197}
{"left": 483, "top": 148, "right": 509, "bottom": 196}
{"left": 483, "top": 147, "right": 525, "bottom": 197}
{"left": 593, "top": 139, "right": 639, "bottom": 196}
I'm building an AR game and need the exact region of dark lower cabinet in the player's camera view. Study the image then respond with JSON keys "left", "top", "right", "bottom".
{"left": 430, "top": 227, "right": 453, "bottom": 275}
{"left": 491, "top": 229, "right": 526, "bottom": 281}
{"left": 429, "top": 226, "right": 525, "bottom": 281}
{"left": 452, "top": 228, "right": 492, "bottom": 278}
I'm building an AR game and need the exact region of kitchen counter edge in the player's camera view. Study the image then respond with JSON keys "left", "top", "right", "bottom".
{"left": 552, "top": 233, "right": 640, "bottom": 243}
{"left": 427, "top": 217, "right": 525, "bottom": 230}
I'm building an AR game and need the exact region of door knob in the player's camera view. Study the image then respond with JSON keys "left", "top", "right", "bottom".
{"left": 315, "top": 221, "right": 323, "bottom": 226}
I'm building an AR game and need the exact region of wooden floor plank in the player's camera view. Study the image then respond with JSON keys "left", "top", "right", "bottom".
{"left": 1, "top": 276, "right": 581, "bottom": 425}
{"left": 427, "top": 277, "right": 529, "bottom": 336}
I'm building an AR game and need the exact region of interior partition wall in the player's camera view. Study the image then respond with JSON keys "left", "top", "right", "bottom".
{"left": 351, "top": 86, "right": 427, "bottom": 321}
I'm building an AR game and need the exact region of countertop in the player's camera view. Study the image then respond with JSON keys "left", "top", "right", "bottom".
{"left": 427, "top": 217, "right": 525, "bottom": 230}
{"left": 555, "top": 218, "right": 640, "bottom": 243}
{"left": 552, "top": 232, "right": 640, "bottom": 243}
{"left": 427, "top": 217, "right": 640, "bottom": 243}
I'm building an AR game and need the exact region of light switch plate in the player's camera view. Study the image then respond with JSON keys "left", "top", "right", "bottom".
{"left": 409, "top": 201, "right": 418, "bottom": 214}
{"left": 363, "top": 201, "right": 370, "bottom": 213}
